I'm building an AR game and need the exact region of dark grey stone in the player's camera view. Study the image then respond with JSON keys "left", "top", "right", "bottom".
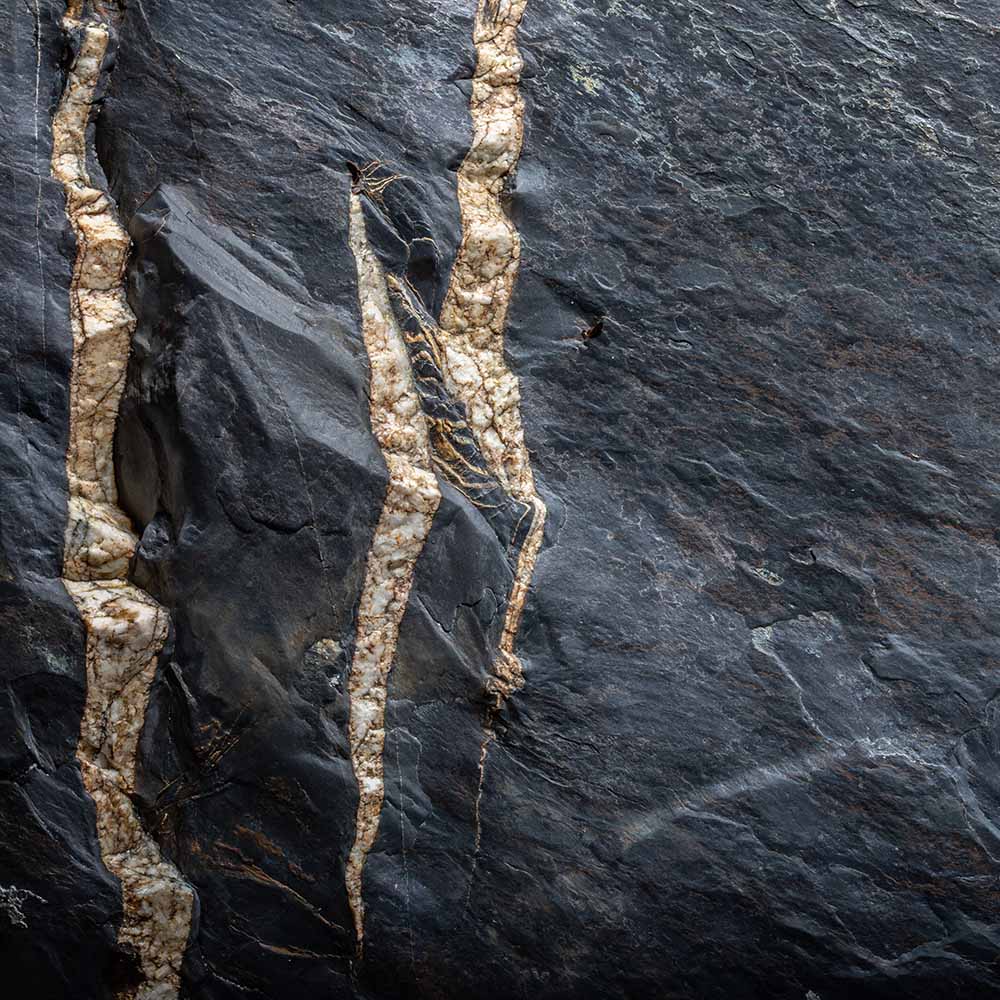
{"left": 3, "top": 0, "right": 1000, "bottom": 997}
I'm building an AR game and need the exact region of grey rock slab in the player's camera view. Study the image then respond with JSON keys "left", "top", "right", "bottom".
{"left": 3, "top": 0, "right": 1000, "bottom": 997}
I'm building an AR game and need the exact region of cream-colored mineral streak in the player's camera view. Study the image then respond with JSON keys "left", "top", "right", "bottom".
{"left": 343, "top": 0, "right": 545, "bottom": 952}
{"left": 439, "top": 0, "right": 546, "bottom": 722}
{"left": 54, "top": 14, "right": 194, "bottom": 998}
{"left": 344, "top": 193, "right": 441, "bottom": 953}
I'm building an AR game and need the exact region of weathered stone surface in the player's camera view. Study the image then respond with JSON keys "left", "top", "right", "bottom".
{"left": 3, "top": 0, "right": 1000, "bottom": 997}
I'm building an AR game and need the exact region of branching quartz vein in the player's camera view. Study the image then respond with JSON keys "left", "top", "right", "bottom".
{"left": 341, "top": 0, "right": 546, "bottom": 951}
{"left": 345, "top": 193, "right": 442, "bottom": 954}
{"left": 54, "top": 10, "right": 194, "bottom": 997}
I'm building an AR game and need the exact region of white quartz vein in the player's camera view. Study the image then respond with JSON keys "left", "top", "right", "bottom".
{"left": 54, "top": 13, "right": 194, "bottom": 998}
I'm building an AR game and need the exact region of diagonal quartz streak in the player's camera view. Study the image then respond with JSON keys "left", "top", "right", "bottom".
{"left": 344, "top": 192, "right": 442, "bottom": 954}
{"left": 54, "top": 11, "right": 195, "bottom": 997}
{"left": 439, "top": 0, "right": 538, "bottom": 496}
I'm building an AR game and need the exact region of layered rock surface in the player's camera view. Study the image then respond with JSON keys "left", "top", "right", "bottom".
{"left": 3, "top": 1, "right": 1000, "bottom": 998}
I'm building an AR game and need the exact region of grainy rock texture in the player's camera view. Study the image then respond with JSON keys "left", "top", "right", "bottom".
{"left": 3, "top": 0, "right": 1000, "bottom": 998}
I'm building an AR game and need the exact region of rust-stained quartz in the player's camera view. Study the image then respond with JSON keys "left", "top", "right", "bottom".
{"left": 54, "top": 14, "right": 194, "bottom": 997}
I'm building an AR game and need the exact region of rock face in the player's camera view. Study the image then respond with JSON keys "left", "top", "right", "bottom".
{"left": 3, "top": 0, "right": 1000, "bottom": 998}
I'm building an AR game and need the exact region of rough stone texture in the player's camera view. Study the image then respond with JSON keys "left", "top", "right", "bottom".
{"left": 0, "top": 3, "right": 124, "bottom": 998}
{"left": 4, "top": 0, "right": 1000, "bottom": 998}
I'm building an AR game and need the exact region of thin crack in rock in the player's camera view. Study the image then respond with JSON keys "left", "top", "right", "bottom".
{"left": 53, "top": 9, "right": 194, "bottom": 997}
{"left": 343, "top": 192, "right": 442, "bottom": 955}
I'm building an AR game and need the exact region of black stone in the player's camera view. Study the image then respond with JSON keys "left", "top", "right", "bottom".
{"left": 3, "top": 0, "right": 1000, "bottom": 997}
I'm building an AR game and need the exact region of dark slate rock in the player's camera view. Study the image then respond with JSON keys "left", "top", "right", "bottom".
{"left": 4, "top": 0, "right": 1000, "bottom": 997}
{"left": 120, "top": 182, "right": 381, "bottom": 995}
